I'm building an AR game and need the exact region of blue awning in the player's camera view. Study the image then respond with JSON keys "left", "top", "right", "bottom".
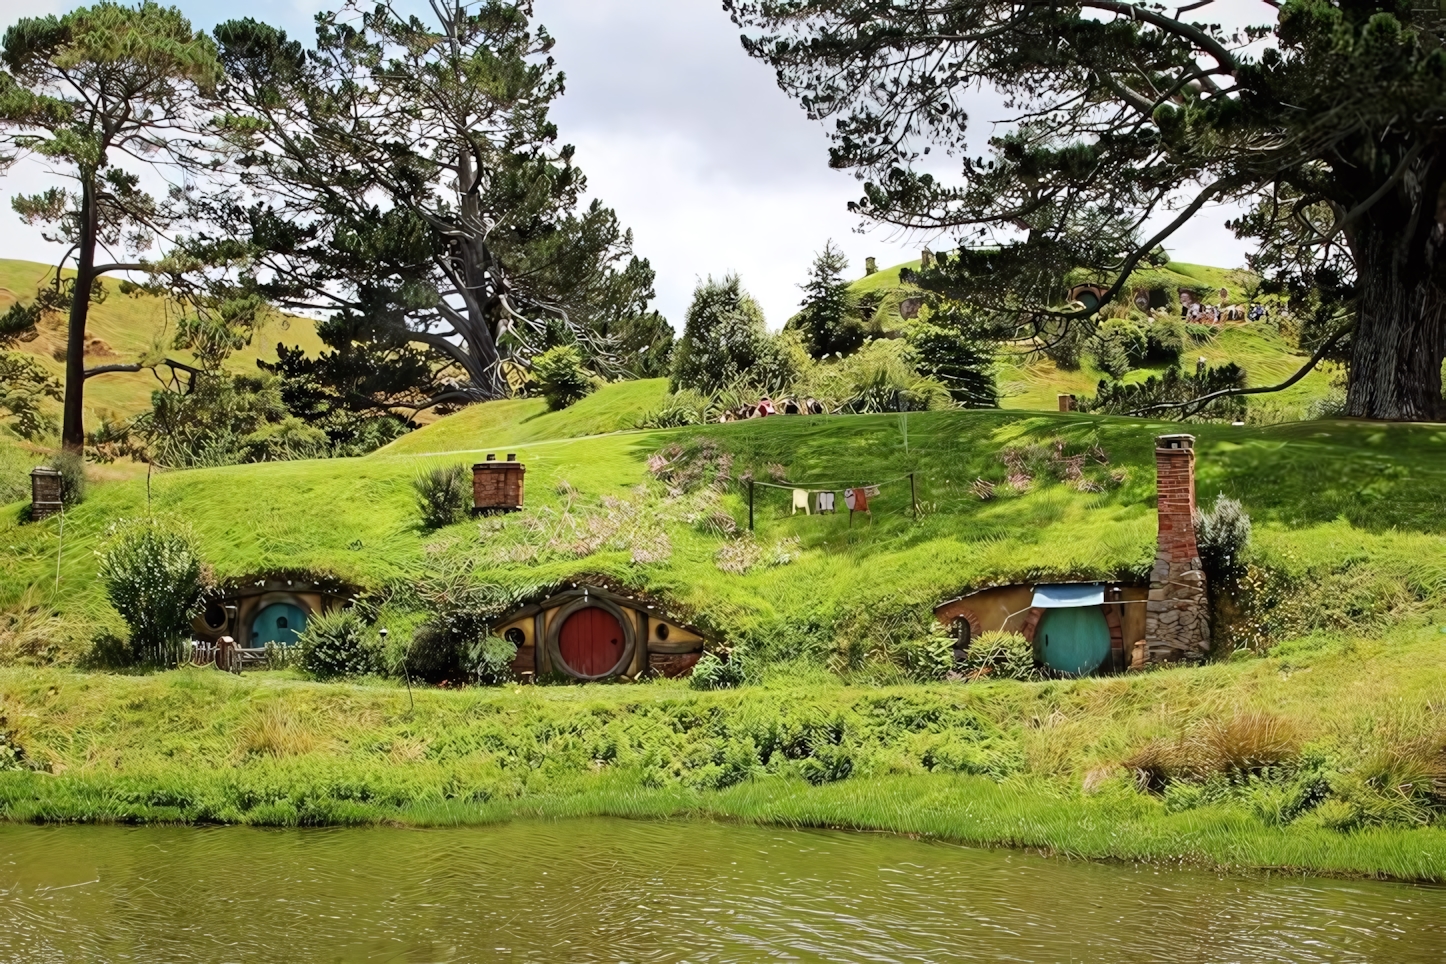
{"left": 1031, "top": 584, "right": 1106, "bottom": 609}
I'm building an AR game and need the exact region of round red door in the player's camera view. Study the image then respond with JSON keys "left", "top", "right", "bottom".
{"left": 558, "top": 607, "right": 626, "bottom": 677}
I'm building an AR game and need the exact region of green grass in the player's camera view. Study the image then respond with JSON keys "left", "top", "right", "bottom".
{"left": 1, "top": 259, "right": 325, "bottom": 427}
{"left": 3, "top": 620, "right": 1445, "bottom": 879}
{"left": 4, "top": 404, "right": 1445, "bottom": 661}
{"left": 380, "top": 378, "right": 671, "bottom": 455}
{"left": 850, "top": 257, "right": 1333, "bottom": 416}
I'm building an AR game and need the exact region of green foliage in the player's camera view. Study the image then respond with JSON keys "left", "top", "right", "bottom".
{"left": 834, "top": 341, "right": 952, "bottom": 413}
{"left": 1146, "top": 319, "right": 1187, "bottom": 365}
{"left": 97, "top": 517, "right": 206, "bottom": 666}
{"left": 468, "top": 634, "right": 518, "bottom": 686}
{"left": 957, "top": 631, "right": 1039, "bottom": 682}
{"left": 601, "top": 311, "right": 675, "bottom": 378}
{"left": 906, "top": 310, "right": 998, "bottom": 407}
{"left": 1080, "top": 362, "right": 1248, "bottom": 421}
{"left": 50, "top": 449, "right": 86, "bottom": 506}
{"left": 531, "top": 345, "right": 597, "bottom": 411}
{"left": 296, "top": 607, "right": 382, "bottom": 680}
{"left": 413, "top": 464, "right": 471, "bottom": 530}
{"left": 1089, "top": 319, "right": 1148, "bottom": 380}
{"left": 212, "top": 5, "right": 655, "bottom": 402}
{"left": 795, "top": 240, "right": 864, "bottom": 359}
{"left": 689, "top": 651, "right": 746, "bottom": 690}
{"left": 895, "top": 621, "right": 955, "bottom": 681}
{"left": 92, "top": 372, "right": 330, "bottom": 467}
{"left": 1195, "top": 494, "right": 1252, "bottom": 584}
{"left": 672, "top": 275, "right": 784, "bottom": 394}
{"left": 0, "top": 352, "right": 60, "bottom": 440}
{"left": 409, "top": 566, "right": 535, "bottom": 684}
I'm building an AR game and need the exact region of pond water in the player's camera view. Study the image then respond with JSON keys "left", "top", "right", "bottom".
{"left": 1, "top": 818, "right": 1443, "bottom": 962}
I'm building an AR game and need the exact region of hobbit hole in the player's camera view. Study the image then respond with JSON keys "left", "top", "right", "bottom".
{"left": 492, "top": 585, "right": 707, "bottom": 681}
{"left": 935, "top": 433, "right": 1208, "bottom": 675}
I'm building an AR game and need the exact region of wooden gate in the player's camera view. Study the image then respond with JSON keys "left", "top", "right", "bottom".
{"left": 557, "top": 607, "right": 626, "bottom": 677}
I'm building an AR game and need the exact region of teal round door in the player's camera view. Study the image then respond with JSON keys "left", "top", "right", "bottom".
{"left": 250, "top": 603, "right": 307, "bottom": 649}
{"left": 1035, "top": 607, "right": 1111, "bottom": 676}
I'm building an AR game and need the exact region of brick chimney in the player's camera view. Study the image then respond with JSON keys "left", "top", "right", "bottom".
{"left": 1135, "top": 434, "right": 1209, "bottom": 667}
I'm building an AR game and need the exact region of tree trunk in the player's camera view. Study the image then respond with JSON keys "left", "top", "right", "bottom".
{"left": 1346, "top": 216, "right": 1446, "bottom": 421}
{"left": 60, "top": 179, "right": 98, "bottom": 453}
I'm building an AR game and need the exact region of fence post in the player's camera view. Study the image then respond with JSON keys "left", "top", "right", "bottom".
{"left": 910, "top": 472, "right": 918, "bottom": 519}
{"left": 748, "top": 479, "right": 755, "bottom": 531}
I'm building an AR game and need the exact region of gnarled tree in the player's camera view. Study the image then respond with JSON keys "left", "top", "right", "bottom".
{"left": 727, "top": 0, "right": 1446, "bottom": 420}
{"left": 212, "top": 0, "right": 655, "bottom": 408}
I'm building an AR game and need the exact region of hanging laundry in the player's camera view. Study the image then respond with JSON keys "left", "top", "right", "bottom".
{"left": 815, "top": 490, "right": 836, "bottom": 513}
{"left": 862, "top": 484, "right": 881, "bottom": 498}
{"left": 845, "top": 487, "right": 869, "bottom": 512}
{"left": 791, "top": 489, "right": 810, "bottom": 515}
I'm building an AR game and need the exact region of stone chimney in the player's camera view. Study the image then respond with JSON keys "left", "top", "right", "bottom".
{"left": 1136, "top": 434, "right": 1209, "bottom": 666}
{"left": 865, "top": 256, "right": 877, "bottom": 276}
{"left": 920, "top": 248, "right": 933, "bottom": 269}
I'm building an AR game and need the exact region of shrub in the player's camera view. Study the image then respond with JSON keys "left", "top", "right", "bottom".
{"left": 957, "top": 630, "right": 1039, "bottom": 682}
{"left": 414, "top": 464, "right": 470, "bottom": 529}
{"left": 1125, "top": 711, "right": 1298, "bottom": 790}
{"left": 689, "top": 650, "right": 746, "bottom": 689}
{"left": 1146, "top": 318, "right": 1187, "bottom": 364}
{"left": 896, "top": 622, "right": 955, "bottom": 680}
{"left": 906, "top": 312, "right": 999, "bottom": 407}
{"left": 467, "top": 634, "right": 518, "bottom": 685}
{"left": 410, "top": 565, "right": 535, "bottom": 683}
{"left": 1185, "top": 322, "right": 1216, "bottom": 344}
{"left": 532, "top": 345, "right": 596, "bottom": 410}
{"left": 98, "top": 517, "right": 206, "bottom": 666}
{"left": 671, "top": 275, "right": 773, "bottom": 395}
{"left": 1090, "top": 319, "right": 1146, "bottom": 379}
{"left": 51, "top": 449, "right": 87, "bottom": 506}
{"left": 837, "top": 340, "right": 952, "bottom": 413}
{"left": 296, "top": 607, "right": 382, "bottom": 679}
{"left": 1195, "top": 494, "right": 1251, "bottom": 584}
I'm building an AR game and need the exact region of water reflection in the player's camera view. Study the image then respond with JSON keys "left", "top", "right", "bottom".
{"left": 0, "top": 818, "right": 1442, "bottom": 962}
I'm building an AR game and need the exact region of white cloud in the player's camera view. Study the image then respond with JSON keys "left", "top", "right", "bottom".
{"left": 0, "top": 0, "right": 1255, "bottom": 327}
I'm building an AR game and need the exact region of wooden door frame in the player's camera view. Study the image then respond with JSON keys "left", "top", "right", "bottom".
{"left": 545, "top": 596, "right": 638, "bottom": 680}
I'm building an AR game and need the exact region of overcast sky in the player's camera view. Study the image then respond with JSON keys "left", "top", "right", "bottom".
{"left": 0, "top": 0, "right": 1252, "bottom": 328}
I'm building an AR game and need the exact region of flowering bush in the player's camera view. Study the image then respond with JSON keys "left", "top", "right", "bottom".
{"left": 98, "top": 517, "right": 206, "bottom": 666}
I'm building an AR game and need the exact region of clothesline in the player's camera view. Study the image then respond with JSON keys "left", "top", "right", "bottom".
{"left": 750, "top": 474, "right": 914, "bottom": 491}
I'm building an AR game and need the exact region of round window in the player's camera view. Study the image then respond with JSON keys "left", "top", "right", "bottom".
{"left": 655, "top": 622, "right": 670, "bottom": 641}
{"left": 504, "top": 627, "right": 525, "bottom": 646}
{"left": 203, "top": 602, "right": 227, "bottom": 630}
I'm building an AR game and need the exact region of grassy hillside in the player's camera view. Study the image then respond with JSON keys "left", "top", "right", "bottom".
{"left": 380, "top": 378, "right": 671, "bottom": 455}
{"left": 850, "top": 258, "right": 1334, "bottom": 417}
{"left": 4, "top": 386, "right": 1444, "bottom": 665}
{"left": 0, "top": 259, "right": 325, "bottom": 429}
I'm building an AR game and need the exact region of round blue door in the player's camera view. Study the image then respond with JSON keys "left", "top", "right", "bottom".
{"left": 250, "top": 603, "right": 307, "bottom": 649}
{"left": 1035, "top": 607, "right": 1111, "bottom": 676}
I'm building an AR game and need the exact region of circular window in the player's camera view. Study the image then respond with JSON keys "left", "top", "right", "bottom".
{"left": 557, "top": 607, "right": 626, "bottom": 677}
{"left": 203, "top": 602, "right": 227, "bottom": 630}
{"left": 250, "top": 603, "right": 308, "bottom": 650}
{"left": 655, "top": 622, "right": 670, "bottom": 641}
{"left": 504, "top": 627, "right": 525, "bottom": 646}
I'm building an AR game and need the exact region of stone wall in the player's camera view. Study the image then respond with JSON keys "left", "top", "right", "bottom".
{"left": 1137, "top": 434, "right": 1210, "bottom": 666}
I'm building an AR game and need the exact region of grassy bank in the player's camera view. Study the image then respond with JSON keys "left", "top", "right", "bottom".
{"left": 3, "top": 620, "right": 1445, "bottom": 880}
